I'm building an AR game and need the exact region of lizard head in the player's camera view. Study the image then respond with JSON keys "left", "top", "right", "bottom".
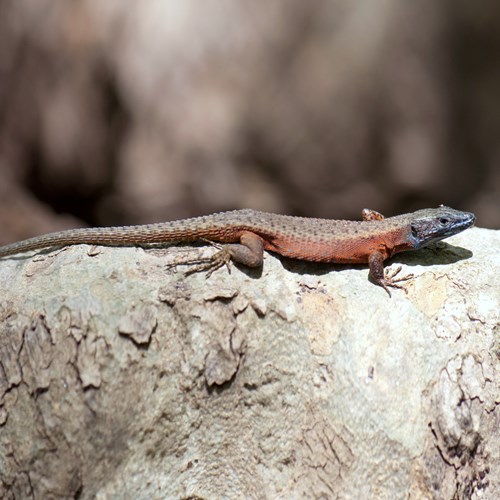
{"left": 409, "top": 206, "right": 475, "bottom": 249}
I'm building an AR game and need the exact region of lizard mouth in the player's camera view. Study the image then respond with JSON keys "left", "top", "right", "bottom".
{"left": 440, "top": 211, "right": 475, "bottom": 238}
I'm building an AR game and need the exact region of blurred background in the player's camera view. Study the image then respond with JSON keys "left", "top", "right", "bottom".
{"left": 0, "top": 0, "right": 499, "bottom": 245}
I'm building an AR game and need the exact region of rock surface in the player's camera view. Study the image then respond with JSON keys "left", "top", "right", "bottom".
{"left": 0, "top": 227, "right": 498, "bottom": 498}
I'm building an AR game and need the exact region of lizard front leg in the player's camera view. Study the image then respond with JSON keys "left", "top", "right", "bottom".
{"left": 368, "top": 251, "right": 414, "bottom": 297}
{"left": 361, "top": 209, "right": 385, "bottom": 221}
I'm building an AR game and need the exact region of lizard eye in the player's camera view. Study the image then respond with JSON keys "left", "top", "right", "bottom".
{"left": 439, "top": 218, "right": 449, "bottom": 225}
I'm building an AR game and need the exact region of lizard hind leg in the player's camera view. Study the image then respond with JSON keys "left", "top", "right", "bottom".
{"left": 175, "top": 231, "right": 265, "bottom": 278}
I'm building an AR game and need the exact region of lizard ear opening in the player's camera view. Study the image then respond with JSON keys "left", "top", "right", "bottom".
{"left": 410, "top": 223, "right": 419, "bottom": 239}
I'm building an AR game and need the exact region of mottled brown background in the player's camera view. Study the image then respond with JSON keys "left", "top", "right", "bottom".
{"left": 0, "top": 0, "right": 499, "bottom": 246}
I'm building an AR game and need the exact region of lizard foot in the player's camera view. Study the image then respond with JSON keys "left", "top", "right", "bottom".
{"left": 164, "top": 239, "right": 232, "bottom": 278}
{"left": 379, "top": 266, "right": 414, "bottom": 297}
{"left": 183, "top": 248, "right": 232, "bottom": 278}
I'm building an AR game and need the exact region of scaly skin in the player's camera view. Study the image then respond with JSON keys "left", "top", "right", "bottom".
{"left": 0, "top": 206, "right": 475, "bottom": 295}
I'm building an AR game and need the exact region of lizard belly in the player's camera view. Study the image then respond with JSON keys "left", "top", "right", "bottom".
{"left": 263, "top": 237, "right": 383, "bottom": 264}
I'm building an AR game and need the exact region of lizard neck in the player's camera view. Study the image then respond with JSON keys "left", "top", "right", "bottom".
{"left": 385, "top": 225, "right": 417, "bottom": 257}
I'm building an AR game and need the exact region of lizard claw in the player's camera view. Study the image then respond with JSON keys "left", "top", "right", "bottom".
{"left": 380, "top": 266, "right": 414, "bottom": 297}
{"left": 183, "top": 248, "right": 232, "bottom": 278}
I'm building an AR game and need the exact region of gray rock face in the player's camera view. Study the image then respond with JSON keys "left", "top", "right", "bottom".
{"left": 0, "top": 227, "right": 498, "bottom": 499}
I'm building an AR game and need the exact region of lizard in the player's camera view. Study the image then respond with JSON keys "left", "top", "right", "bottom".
{"left": 0, "top": 205, "right": 475, "bottom": 295}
